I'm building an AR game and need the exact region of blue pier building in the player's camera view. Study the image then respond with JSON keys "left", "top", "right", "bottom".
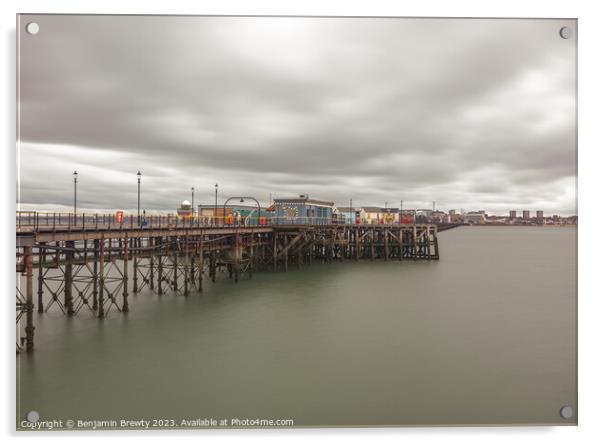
{"left": 272, "top": 195, "right": 335, "bottom": 225}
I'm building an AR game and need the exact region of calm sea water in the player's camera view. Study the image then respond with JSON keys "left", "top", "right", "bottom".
{"left": 17, "top": 226, "right": 577, "bottom": 427}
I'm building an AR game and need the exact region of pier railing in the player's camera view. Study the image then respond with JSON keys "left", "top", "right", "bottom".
{"left": 16, "top": 212, "right": 424, "bottom": 232}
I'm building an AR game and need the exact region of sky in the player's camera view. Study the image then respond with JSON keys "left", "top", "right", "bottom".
{"left": 17, "top": 15, "right": 577, "bottom": 215}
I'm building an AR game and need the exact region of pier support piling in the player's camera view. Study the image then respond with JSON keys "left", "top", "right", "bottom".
{"left": 198, "top": 238, "right": 203, "bottom": 292}
{"left": 123, "top": 236, "right": 129, "bottom": 312}
{"left": 24, "top": 246, "right": 35, "bottom": 352}
{"left": 64, "top": 240, "right": 75, "bottom": 316}
{"left": 132, "top": 237, "right": 138, "bottom": 293}
{"left": 17, "top": 222, "right": 443, "bottom": 352}
{"left": 37, "top": 243, "right": 45, "bottom": 313}
{"left": 93, "top": 239, "right": 99, "bottom": 310}
{"left": 98, "top": 236, "right": 105, "bottom": 318}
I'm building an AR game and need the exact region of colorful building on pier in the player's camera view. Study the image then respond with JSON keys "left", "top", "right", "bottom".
{"left": 273, "top": 195, "right": 335, "bottom": 224}
{"left": 336, "top": 206, "right": 366, "bottom": 224}
{"left": 177, "top": 200, "right": 193, "bottom": 219}
{"left": 197, "top": 204, "right": 272, "bottom": 225}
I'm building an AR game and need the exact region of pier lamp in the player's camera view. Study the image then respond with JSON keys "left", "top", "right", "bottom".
{"left": 191, "top": 187, "right": 195, "bottom": 217}
{"left": 400, "top": 200, "right": 403, "bottom": 225}
{"left": 73, "top": 171, "right": 78, "bottom": 216}
{"left": 214, "top": 183, "right": 218, "bottom": 225}
{"left": 137, "top": 171, "right": 142, "bottom": 226}
{"left": 349, "top": 198, "right": 353, "bottom": 225}
{"left": 223, "top": 197, "right": 260, "bottom": 226}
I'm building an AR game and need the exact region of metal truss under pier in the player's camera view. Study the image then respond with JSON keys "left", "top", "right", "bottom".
{"left": 16, "top": 224, "right": 444, "bottom": 352}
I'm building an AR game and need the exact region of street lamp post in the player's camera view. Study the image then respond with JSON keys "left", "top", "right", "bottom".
{"left": 400, "top": 200, "right": 403, "bottom": 225}
{"left": 223, "top": 197, "right": 260, "bottom": 226}
{"left": 349, "top": 198, "right": 353, "bottom": 226}
{"left": 73, "top": 171, "right": 78, "bottom": 216}
{"left": 191, "top": 187, "right": 195, "bottom": 219}
{"left": 214, "top": 183, "right": 218, "bottom": 226}
{"left": 137, "top": 171, "right": 141, "bottom": 226}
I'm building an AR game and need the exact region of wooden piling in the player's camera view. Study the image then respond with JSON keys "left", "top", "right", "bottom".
{"left": 123, "top": 236, "right": 129, "bottom": 312}
{"left": 65, "top": 240, "right": 74, "bottom": 315}
{"left": 198, "top": 237, "right": 203, "bottom": 292}
{"left": 149, "top": 237, "right": 155, "bottom": 291}
{"left": 210, "top": 251, "right": 216, "bottom": 282}
{"left": 184, "top": 235, "right": 189, "bottom": 296}
{"left": 283, "top": 234, "right": 289, "bottom": 271}
{"left": 273, "top": 234, "right": 278, "bottom": 271}
{"left": 37, "top": 243, "right": 44, "bottom": 313}
{"left": 93, "top": 239, "right": 99, "bottom": 310}
{"left": 384, "top": 229, "right": 389, "bottom": 261}
{"left": 173, "top": 244, "right": 178, "bottom": 292}
{"left": 249, "top": 238, "right": 254, "bottom": 279}
{"left": 132, "top": 237, "right": 138, "bottom": 293}
{"left": 157, "top": 250, "right": 163, "bottom": 296}
{"left": 24, "top": 246, "right": 35, "bottom": 352}
{"left": 233, "top": 232, "right": 240, "bottom": 283}
{"left": 98, "top": 236, "right": 105, "bottom": 318}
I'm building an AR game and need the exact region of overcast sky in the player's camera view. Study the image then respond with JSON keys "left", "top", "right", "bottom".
{"left": 18, "top": 15, "right": 577, "bottom": 215}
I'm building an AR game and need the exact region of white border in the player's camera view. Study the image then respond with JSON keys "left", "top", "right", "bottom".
{"left": 3, "top": 1, "right": 601, "bottom": 443}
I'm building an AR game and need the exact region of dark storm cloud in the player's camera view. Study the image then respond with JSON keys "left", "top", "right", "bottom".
{"left": 18, "top": 16, "right": 576, "bottom": 214}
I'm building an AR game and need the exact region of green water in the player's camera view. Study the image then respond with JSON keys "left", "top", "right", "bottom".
{"left": 17, "top": 226, "right": 577, "bottom": 428}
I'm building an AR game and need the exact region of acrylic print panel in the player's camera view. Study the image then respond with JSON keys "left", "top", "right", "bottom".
{"left": 16, "top": 15, "right": 577, "bottom": 429}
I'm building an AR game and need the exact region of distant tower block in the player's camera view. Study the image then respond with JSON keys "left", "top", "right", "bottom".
{"left": 522, "top": 210, "right": 530, "bottom": 220}
{"left": 536, "top": 210, "right": 544, "bottom": 220}
{"left": 509, "top": 210, "right": 517, "bottom": 220}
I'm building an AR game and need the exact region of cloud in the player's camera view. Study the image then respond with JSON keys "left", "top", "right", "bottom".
{"left": 18, "top": 16, "right": 577, "bottom": 214}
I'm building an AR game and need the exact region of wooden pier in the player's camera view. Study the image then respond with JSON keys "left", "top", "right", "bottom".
{"left": 16, "top": 218, "right": 448, "bottom": 352}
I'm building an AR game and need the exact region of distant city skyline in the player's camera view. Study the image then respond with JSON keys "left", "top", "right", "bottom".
{"left": 17, "top": 194, "right": 577, "bottom": 218}
{"left": 18, "top": 16, "right": 577, "bottom": 215}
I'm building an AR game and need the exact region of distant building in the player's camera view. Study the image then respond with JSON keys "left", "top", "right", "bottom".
{"left": 509, "top": 210, "right": 517, "bottom": 220}
{"left": 431, "top": 210, "right": 449, "bottom": 223}
{"left": 414, "top": 209, "right": 433, "bottom": 224}
{"left": 488, "top": 215, "right": 507, "bottom": 224}
{"left": 449, "top": 212, "right": 463, "bottom": 223}
{"left": 400, "top": 210, "right": 415, "bottom": 224}
{"left": 336, "top": 206, "right": 365, "bottom": 224}
{"left": 358, "top": 207, "right": 401, "bottom": 224}
{"left": 198, "top": 204, "right": 219, "bottom": 219}
{"left": 522, "top": 210, "right": 530, "bottom": 220}
{"left": 335, "top": 206, "right": 354, "bottom": 224}
{"left": 381, "top": 208, "right": 399, "bottom": 224}
{"left": 536, "top": 210, "right": 544, "bottom": 220}
{"left": 464, "top": 211, "right": 486, "bottom": 224}
{"left": 362, "top": 207, "right": 382, "bottom": 224}
{"left": 273, "top": 195, "right": 334, "bottom": 224}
